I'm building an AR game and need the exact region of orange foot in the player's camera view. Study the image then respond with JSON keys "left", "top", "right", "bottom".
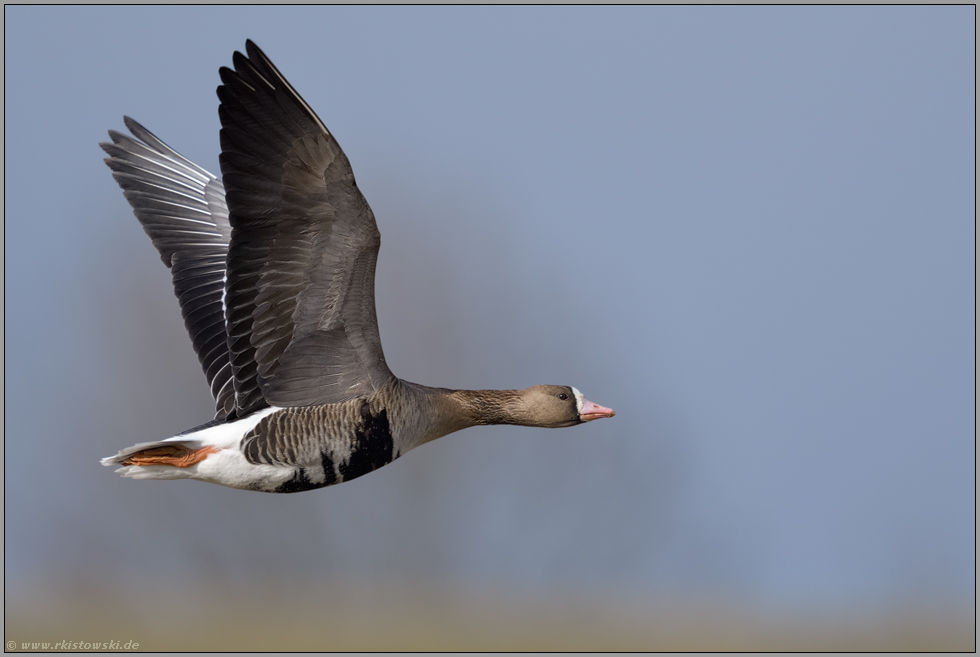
{"left": 122, "top": 445, "right": 218, "bottom": 468}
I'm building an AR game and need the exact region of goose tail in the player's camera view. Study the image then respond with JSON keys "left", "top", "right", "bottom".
{"left": 100, "top": 439, "right": 215, "bottom": 480}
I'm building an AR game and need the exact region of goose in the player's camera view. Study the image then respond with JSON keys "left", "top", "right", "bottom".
{"left": 99, "top": 40, "right": 614, "bottom": 493}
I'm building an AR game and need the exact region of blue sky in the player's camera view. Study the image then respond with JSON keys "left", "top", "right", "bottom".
{"left": 4, "top": 6, "right": 975, "bottom": 612}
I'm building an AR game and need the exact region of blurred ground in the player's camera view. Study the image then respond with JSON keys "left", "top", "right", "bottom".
{"left": 5, "top": 580, "right": 974, "bottom": 651}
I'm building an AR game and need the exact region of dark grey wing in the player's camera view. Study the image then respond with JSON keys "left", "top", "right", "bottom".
{"left": 218, "top": 40, "right": 393, "bottom": 416}
{"left": 100, "top": 117, "right": 236, "bottom": 420}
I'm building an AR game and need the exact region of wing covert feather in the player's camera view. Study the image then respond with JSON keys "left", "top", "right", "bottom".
{"left": 218, "top": 40, "right": 393, "bottom": 415}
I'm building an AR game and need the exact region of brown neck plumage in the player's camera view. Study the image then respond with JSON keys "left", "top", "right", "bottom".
{"left": 393, "top": 381, "right": 536, "bottom": 444}
{"left": 450, "top": 388, "right": 531, "bottom": 426}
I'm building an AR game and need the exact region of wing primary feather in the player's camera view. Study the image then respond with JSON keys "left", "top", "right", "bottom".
{"left": 101, "top": 121, "right": 236, "bottom": 420}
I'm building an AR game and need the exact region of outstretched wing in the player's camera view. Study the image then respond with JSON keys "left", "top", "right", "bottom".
{"left": 100, "top": 117, "right": 236, "bottom": 420}
{"left": 218, "top": 40, "right": 393, "bottom": 417}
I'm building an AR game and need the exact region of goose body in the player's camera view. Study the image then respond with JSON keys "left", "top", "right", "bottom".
{"left": 100, "top": 41, "right": 614, "bottom": 493}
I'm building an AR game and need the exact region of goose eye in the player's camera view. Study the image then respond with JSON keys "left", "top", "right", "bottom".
{"left": 558, "top": 393, "right": 568, "bottom": 400}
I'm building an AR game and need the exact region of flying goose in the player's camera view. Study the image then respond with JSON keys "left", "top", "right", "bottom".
{"left": 99, "top": 41, "right": 614, "bottom": 493}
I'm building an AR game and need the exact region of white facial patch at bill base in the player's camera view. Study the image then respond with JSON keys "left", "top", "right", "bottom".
{"left": 571, "top": 387, "right": 585, "bottom": 415}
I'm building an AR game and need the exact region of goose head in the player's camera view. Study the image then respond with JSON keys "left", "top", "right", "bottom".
{"left": 514, "top": 385, "right": 616, "bottom": 428}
